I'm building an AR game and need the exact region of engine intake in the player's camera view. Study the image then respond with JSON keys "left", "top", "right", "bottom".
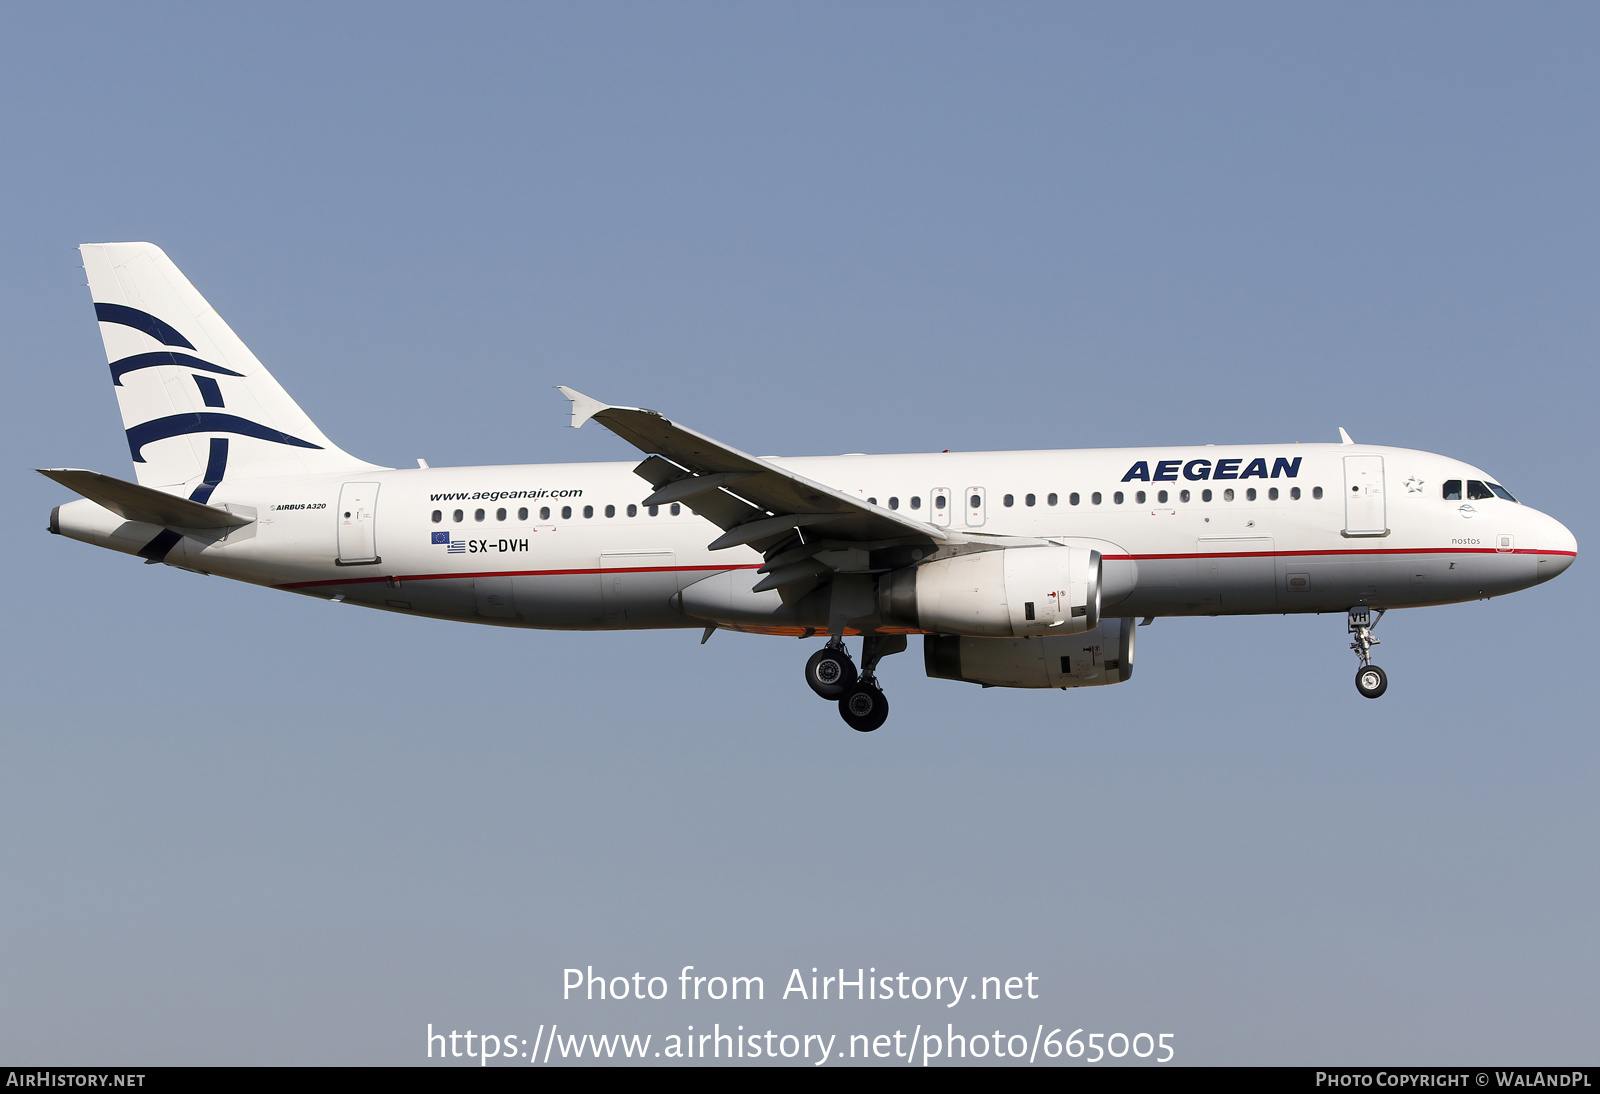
{"left": 878, "top": 545, "right": 1100, "bottom": 638}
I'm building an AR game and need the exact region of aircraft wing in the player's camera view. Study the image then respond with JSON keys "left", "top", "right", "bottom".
{"left": 38, "top": 468, "right": 253, "bottom": 529}
{"left": 559, "top": 387, "right": 955, "bottom": 578}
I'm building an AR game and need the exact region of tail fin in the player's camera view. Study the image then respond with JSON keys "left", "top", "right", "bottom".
{"left": 80, "top": 243, "right": 382, "bottom": 492}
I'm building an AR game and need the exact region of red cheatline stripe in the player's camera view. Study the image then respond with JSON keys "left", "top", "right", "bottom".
{"left": 275, "top": 544, "right": 1576, "bottom": 590}
{"left": 1101, "top": 547, "right": 1575, "bottom": 561}
{"left": 276, "top": 563, "right": 762, "bottom": 590}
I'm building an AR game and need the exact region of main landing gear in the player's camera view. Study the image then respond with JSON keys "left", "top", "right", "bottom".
{"left": 1348, "top": 606, "right": 1388, "bottom": 699}
{"left": 804, "top": 635, "right": 905, "bottom": 731}
{"left": 804, "top": 640, "right": 856, "bottom": 699}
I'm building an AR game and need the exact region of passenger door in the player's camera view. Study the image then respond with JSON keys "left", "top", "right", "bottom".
{"left": 336, "top": 482, "right": 380, "bottom": 564}
{"left": 1343, "top": 456, "right": 1387, "bottom": 537}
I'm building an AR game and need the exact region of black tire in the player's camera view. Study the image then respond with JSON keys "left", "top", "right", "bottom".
{"left": 838, "top": 682, "right": 889, "bottom": 732}
{"left": 1355, "top": 664, "right": 1388, "bottom": 699}
{"left": 805, "top": 647, "right": 856, "bottom": 699}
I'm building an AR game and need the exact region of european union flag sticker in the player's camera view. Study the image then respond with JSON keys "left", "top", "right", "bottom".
{"left": 431, "top": 531, "right": 450, "bottom": 545}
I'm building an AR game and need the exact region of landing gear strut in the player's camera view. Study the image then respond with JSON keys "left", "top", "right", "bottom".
{"left": 1348, "top": 607, "right": 1388, "bottom": 699}
{"left": 803, "top": 635, "right": 905, "bottom": 731}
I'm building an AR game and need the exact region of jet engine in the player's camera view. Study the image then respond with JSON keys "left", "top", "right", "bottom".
{"left": 924, "top": 616, "right": 1134, "bottom": 689}
{"left": 878, "top": 544, "right": 1100, "bottom": 638}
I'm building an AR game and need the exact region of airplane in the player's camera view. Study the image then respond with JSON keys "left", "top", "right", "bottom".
{"left": 42, "top": 243, "right": 1578, "bottom": 731}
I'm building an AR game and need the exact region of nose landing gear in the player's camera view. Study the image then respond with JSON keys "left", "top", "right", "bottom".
{"left": 1348, "top": 607, "right": 1388, "bottom": 698}
{"left": 1355, "top": 663, "right": 1388, "bottom": 699}
{"left": 803, "top": 635, "right": 905, "bottom": 731}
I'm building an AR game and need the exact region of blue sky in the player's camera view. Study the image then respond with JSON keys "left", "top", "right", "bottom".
{"left": 2, "top": 2, "right": 1595, "bottom": 1064}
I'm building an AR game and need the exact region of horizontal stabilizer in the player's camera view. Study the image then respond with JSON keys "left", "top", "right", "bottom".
{"left": 37, "top": 468, "right": 253, "bottom": 529}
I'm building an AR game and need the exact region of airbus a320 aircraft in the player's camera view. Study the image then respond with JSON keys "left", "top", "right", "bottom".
{"left": 43, "top": 244, "right": 1578, "bottom": 731}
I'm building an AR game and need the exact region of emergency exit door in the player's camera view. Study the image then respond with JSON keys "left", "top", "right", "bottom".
{"left": 1343, "top": 456, "right": 1386, "bottom": 537}
{"left": 965, "top": 487, "right": 987, "bottom": 527}
{"left": 336, "top": 482, "right": 381, "bottom": 564}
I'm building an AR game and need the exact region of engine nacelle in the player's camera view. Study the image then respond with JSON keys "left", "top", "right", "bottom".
{"left": 878, "top": 545, "right": 1100, "bottom": 638}
{"left": 924, "top": 617, "right": 1134, "bottom": 689}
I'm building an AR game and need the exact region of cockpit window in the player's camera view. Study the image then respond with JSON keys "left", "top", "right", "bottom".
{"left": 1487, "top": 482, "right": 1517, "bottom": 503}
{"left": 1442, "top": 480, "right": 1462, "bottom": 501}
{"left": 1467, "top": 480, "right": 1495, "bottom": 501}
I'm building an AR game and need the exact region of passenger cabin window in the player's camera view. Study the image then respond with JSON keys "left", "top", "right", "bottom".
{"left": 1157, "top": 490, "right": 1168, "bottom": 503}
{"left": 1092, "top": 492, "right": 1102, "bottom": 505}
{"left": 561, "top": 505, "right": 572, "bottom": 519}
{"left": 431, "top": 510, "right": 442, "bottom": 523}
{"left": 867, "top": 497, "right": 876, "bottom": 506}
{"left": 1135, "top": 490, "right": 1147, "bottom": 504}
{"left": 1025, "top": 493, "right": 1036, "bottom": 507}
{"left": 605, "top": 504, "right": 616, "bottom": 517}
{"left": 1113, "top": 491, "right": 1124, "bottom": 504}
{"left": 1312, "top": 486, "right": 1323, "bottom": 500}
{"left": 1443, "top": 480, "right": 1462, "bottom": 500}
{"left": 496, "top": 508, "right": 507, "bottom": 521}
{"left": 648, "top": 505, "right": 659, "bottom": 516}
{"left": 1268, "top": 487, "right": 1278, "bottom": 501}
{"left": 518, "top": 507, "right": 528, "bottom": 520}
{"left": 1179, "top": 489, "right": 1191, "bottom": 502}
{"left": 540, "top": 506, "right": 551, "bottom": 520}
{"left": 889, "top": 497, "right": 900, "bottom": 510}
{"left": 969, "top": 493, "right": 981, "bottom": 509}
{"left": 453, "top": 509, "right": 464, "bottom": 523}
{"left": 935, "top": 494, "right": 947, "bottom": 510}
{"left": 474, "top": 508, "right": 485, "bottom": 522}
{"left": 1223, "top": 488, "right": 1234, "bottom": 501}
{"left": 1201, "top": 489, "right": 1212, "bottom": 502}
{"left": 627, "top": 504, "right": 637, "bottom": 516}
{"left": 1246, "top": 488, "right": 1256, "bottom": 501}
{"left": 910, "top": 497, "right": 921, "bottom": 510}
{"left": 1003, "top": 494, "right": 1014, "bottom": 507}
{"left": 1069, "top": 493, "right": 1079, "bottom": 506}
{"left": 1047, "top": 493, "right": 1058, "bottom": 506}
{"left": 670, "top": 503, "right": 681, "bottom": 515}
{"left": 1290, "top": 487, "right": 1301, "bottom": 500}
{"left": 584, "top": 505, "right": 594, "bottom": 518}
{"left": 1467, "top": 480, "right": 1494, "bottom": 501}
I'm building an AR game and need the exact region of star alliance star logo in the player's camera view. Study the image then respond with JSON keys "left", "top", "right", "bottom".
{"left": 1403, "top": 476, "right": 1425, "bottom": 493}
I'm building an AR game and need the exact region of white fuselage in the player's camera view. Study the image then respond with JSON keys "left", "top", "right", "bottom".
{"left": 53, "top": 442, "right": 1577, "bottom": 635}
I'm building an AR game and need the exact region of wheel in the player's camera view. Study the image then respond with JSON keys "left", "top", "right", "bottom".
{"left": 1355, "top": 664, "right": 1388, "bottom": 699}
{"left": 804, "top": 646, "right": 857, "bottom": 699}
{"left": 838, "top": 682, "right": 889, "bottom": 732}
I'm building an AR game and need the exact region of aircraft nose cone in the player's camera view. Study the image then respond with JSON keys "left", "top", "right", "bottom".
{"left": 1537, "top": 515, "right": 1577, "bottom": 582}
